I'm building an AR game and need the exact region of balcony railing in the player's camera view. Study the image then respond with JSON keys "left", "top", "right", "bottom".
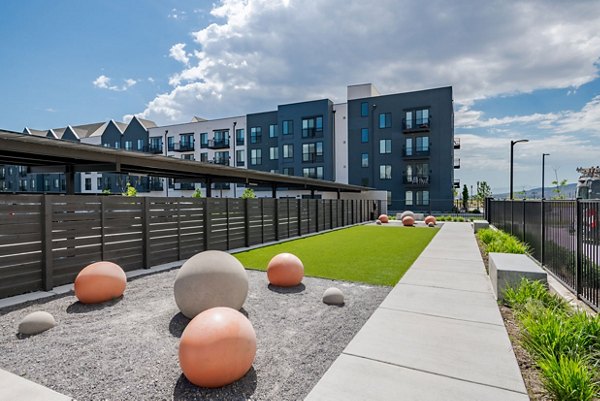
{"left": 211, "top": 157, "right": 230, "bottom": 166}
{"left": 402, "top": 146, "right": 430, "bottom": 158}
{"left": 454, "top": 138, "right": 461, "bottom": 149}
{"left": 301, "top": 128, "right": 323, "bottom": 138}
{"left": 454, "top": 179, "right": 460, "bottom": 188}
{"left": 236, "top": 160, "right": 245, "bottom": 167}
{"left": 236, "top": 138, "right": 244, "bottom": 146}
{"left": 403, "top": 174, "right": 430, "bottom": 186}
{"left": 208, "top": 138, "right": 230, "bottom": 149}
{"left": 175, "top": 182, "right": 196, "bottom": 190}
{"left": 402, "top": 117, "right": 431, "bottom": 132}
{"left": 149, "top": 181, "right": 164, "bottom": 191}
{"left": 148, "top": 144, "right": 163, "bottom": 154}
{"left": 302, "top": 154, "right": 324, "bottom": 163}
{"left": 172, "top": 142, "right": 195, "bottom": 152}
{"left": 454, "top": 158, "right": 461, "bottom": 169}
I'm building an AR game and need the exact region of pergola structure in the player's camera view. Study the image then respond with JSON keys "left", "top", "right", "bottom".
{"left": 0, "top": 129, "right": 368, "bottom": 197}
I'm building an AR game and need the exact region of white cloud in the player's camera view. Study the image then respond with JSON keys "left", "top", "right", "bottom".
{"left": 168, "top": 8, "right": 186, "bottom": 20}
{"left": 93, "top": 75, "right": 137, "bottom": 92}
{"left": 132, "top": 0, "right": 600, "bottom": 124}
{"left": 169, "top": 43, "right": 190, "bottom": 65}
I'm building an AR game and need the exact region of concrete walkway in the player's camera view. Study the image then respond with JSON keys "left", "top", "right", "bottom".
{"left": 305, "top": 222, "right": 529, "bottom": 401}
{"left": 0, "top": 368, "right": 73, "bottom": 401}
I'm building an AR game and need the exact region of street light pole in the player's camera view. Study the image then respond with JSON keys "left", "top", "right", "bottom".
{"left": 510, "top": 139, "right": 529, "bottom": 200}
{"left": 232, "top": 121, "right": 237, "bottom": 198}
{"left": 542, "top": 153, "right": 550, "bottom": 199}
{"left": 164, "top": 129, "right": 169, "bottom": 197}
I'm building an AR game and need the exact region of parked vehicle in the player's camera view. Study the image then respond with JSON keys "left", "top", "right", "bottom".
{"left": 576, "top": 167, "right": 599, "bottom": 244}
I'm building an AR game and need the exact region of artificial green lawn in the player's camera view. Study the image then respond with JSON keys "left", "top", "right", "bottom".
{"left": 234, "top": 225, "right": 438, "bottom": 286}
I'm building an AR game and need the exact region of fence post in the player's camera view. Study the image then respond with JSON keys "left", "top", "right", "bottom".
{"left": 341, "top": 200, "right": 346, "bottom": 226}
{"left": 274, "top": 198, "right": 279, "bottom": 240}
{"left": 522, "top": 200, "right": 526, "bottom": 243}
{"left": 261, "top": 198, "right": 265, "bottom": 243}
{"left": 575, "top": 198, "right": 582, "bottom": 299}
{"left": 287, "top": 199, "right": 291, "bottom": 238}
{"left": 298, "top": 199, "right": 302, "bottom": 237}
{"left": 204, "top": 199, "right": 210, "bottom": 251}
{"left": 142, "top": 197, "right": 150, "bottom": 268}
{"left": 100, "top": 196, "right": 106, "bottom": 261}
{"left": 177, "top": 199, "right": 182, "bottom": 259}
{"left": 315, "top": 200, "right": 320, "bottom": 232}
{"left": 510, "top": 200, "right": 514, "bottom": 235}
{"left": 540, "top": 199, "right": 545, "bottom": 267}
{"left": 225, "top": 199, "right": 230, "bottom": 250}
{"left": 244, "top": 199, "right": 250, "bottom": 248}
{"left": 41, "top": 194, "right": 54, "bottom": 291}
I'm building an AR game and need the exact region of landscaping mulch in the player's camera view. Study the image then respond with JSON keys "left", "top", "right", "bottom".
{"left": 0, "top": 269, "right": 390, "bottom": 401}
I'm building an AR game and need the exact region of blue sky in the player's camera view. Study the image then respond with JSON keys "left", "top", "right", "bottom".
{"left": 1, "top": 0, "right": 599, "bottom": 195}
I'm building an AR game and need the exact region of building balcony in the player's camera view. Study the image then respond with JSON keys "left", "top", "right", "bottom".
{"left": 149, "top": 180, "right": 164, "bottom": 191}
{"left": 236, "top": 138, "right": 244, "bottom": 146}
{"left": 454, "top": 158, "right": 461, "bottom": 169}
{"left": 302, "top": 154, "right": 324, "bottom": 164}
{"left": 403, "top": 174, "right": 430, "bottom": 186}
{"left": 172, "top": 142, "right": 195, "bottom": 152}
{"left": 211, "top": 157, "right": 230, "bottom": 166}
{"left": 402, "top": 146, "right": 430, "bottom": 158}
{"left": 454, "top": 138, "right": 461, "bottom": 149}
{"left": 236, "top": 160, "right": 245, "bottom": 167}
{"left": 402, "top": 117, "right": 431, "bottom": 132}
{"left": 454, "top": 179, "right": 460, "bottom": 188}
{"left": 175, "top": 182, "right": 196, "bottom": 190}
{"left": 148, "top": 144, "right": 163, "bottom": 154}
{"left": 208, "top": 138, "right": 230, "bottom": 149}
{"left": 301, "top": 128, "right": 323, "bottom": 138}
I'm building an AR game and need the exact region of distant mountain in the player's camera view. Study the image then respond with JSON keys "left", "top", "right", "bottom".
{"left": 493, "top": 183, "right": 577, "bottom": 199}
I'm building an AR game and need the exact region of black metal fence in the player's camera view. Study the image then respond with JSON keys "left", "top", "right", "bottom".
{"left": 486, "top": 198, "right": 600, "bottom": 311}
{"left": 0, "top": 194, "right": 378, "bottom": 299}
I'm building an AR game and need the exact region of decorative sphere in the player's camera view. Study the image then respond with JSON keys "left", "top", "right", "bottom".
{"left": 402, "top": 216, "right": 415, "bottom": 226}
{"left": 267, "top": 253, "right": 304, "bottom": 287}
{"left": 179, "top": 307, "right": 256, "bottom": 388}
{"left": 401, "top": 210, "right": 415, "bottom": 219}
{"left": 323, "top": 287, "right": 345, "bottom": 305}
{"left": 428, "top": 222, "right": 435, "bottom": 227}
{"left": 74, "top": 261, "right": 126, "bottom": 304}
{"left": 18, "top": 311, "right": 56, "bottom": 335}
{"left": 424, "top": 215, "right": 436, "bottom": 225}
{"left": 375, "top": 219, "right": 382, "bottom": 225}
{"left": 174, "top": 251, "right": 248, "bottom": 319}
{"left": 378, "top": 214, "right": 389, "bottom": 223}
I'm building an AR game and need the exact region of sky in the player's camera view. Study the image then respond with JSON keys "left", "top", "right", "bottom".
{"left": 1, "top": 0, "right": 599, "bottom": 195}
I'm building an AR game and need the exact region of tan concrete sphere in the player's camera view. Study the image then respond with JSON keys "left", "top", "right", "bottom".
{"left": 18, "top": 311, "right": 56, "bottom": 335}
{"left": 378, "top": 214, "right": 389, "bottom": 223}
{"left": 402, "top": 216, "right": 415, "bottom": 226}
{"left": 174, "top": 251, "right": 249, "bottom": 319}
{"left": 267, "top": 253, "right": 304, "bottom": 287}
{"left": 74, "top": 261, "right": 126, "bottom": 304}
{"left": 424, "top": 215, "right": 436, "bottom": 225}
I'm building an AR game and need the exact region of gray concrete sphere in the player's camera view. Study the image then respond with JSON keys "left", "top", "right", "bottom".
{"left": 323, "top": 287, "right": 345, "bottom": 305}
{"left": 174, "top": 250, "right": 249, "bottom": 319}
{"left": 428, "top": 222, "right": 435, "bottom": 227}
{"left": 18, "top": 311, "right": 56, "bottom": 335}
{"left": 375, "top": 219, "right": 382, "bottom": 225}
{"left": 401, "top": 210, "right": 415, "bottom": 219}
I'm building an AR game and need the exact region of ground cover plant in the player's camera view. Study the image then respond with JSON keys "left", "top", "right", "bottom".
{"left": 435, "top": 215, "right": 472, "bottom": 222}
{"left": 234, "top": 225, "right": 438, "bottom": 286}
{"left": 476, "top": 228, "right": 531, "bottom": 254}
{"left": 503, "top": 279, "right": 600, "bottom": 401}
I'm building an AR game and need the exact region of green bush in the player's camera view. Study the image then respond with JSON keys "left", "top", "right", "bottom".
{"left": 121, "top": 182, "right": 137, "bottom": 197}
{"left": 240, "top": 188, "right": 256, "bottom": 199}
{"left": 476, "top": 228, "right": 530, "bottom": 254}
{"left": 192, "top": 188, "right": 202, "bottom": 198}
{"left": 503, "top": 278, "right": 568, "bottom": 312}
{"left": 538, "top": 354, "right": 599, "bottom": 401}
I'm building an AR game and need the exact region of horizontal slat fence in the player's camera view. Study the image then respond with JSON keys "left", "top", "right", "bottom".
{"left": 487, "top": 198, "right": 600, "bottom": 311}
{"left": 0, "top": 194, "right": 375, "bottom": 299}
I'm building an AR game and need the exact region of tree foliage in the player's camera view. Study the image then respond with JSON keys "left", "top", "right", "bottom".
{"left": 122, "top": 182, "right": 137, "bottom": 197}
{"left": 462, "top": 184, "right": 469, "bottom": 210}
{"left": 192, "top": 188, "right": 202, "bottom": 198}
{"left": 241, "top": 188, "right": 256, "bottom": 199}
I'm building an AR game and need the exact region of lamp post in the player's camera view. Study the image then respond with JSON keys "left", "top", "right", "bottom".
{"left": 510, "top": 139, "right": 529, "bottom": 200}
{"left": 164, "top": 129, "right": 169, "bottom": 197}
{"left": 232, "top": 121, "right": 237, "bottom": 198}
{"left": 542, "top": 153, "right": 550, "bottom": 199}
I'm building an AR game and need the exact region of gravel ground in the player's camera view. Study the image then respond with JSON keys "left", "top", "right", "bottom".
{"left": 0, "top": 268, "right": 390, "bottom": 401}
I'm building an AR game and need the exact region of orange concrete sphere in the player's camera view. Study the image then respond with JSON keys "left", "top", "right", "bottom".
{"left": 378, "top": 214, "right": 389, "bottom": 223}
{"left": 267, "top": 253, "right": 304, "bottom": 287}
{"left": 74, "top": 261, "right": 126, "bottom": 304}
{"left": 402, "top": 216, "right": 415, "bottom": 226}
{"left": 424, "top": 215, "right": 436, "bottom": 225}
{"left": 179, "top": 307, "right": 256, "bottom": 388}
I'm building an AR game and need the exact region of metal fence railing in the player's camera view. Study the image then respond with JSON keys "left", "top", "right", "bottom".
{"left": 0, "top": 195, "right": 378, "bottom": 300}
{"left": 486, "top": 198, "right": 600, "bottom": 311}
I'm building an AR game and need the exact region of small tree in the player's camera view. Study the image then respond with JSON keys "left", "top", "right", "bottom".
{"left": 476, "top": 181, "right": 492, "bottom": 201}
{"left": 122, "top": 182, "right": 137, "bottom": 197}
{"left": 192, "top": 188, "right": 202, "bottom": 198}
{"left": 241, "top": 188, "right": 256, "bottom": 199}
{"left": 102, "top": 188, "right": 111, "bottom": 195}
{"left": 462, "top": 184, "right": 469, "bottom": 211}
{"left": 551, "top": 178, "right": 568, "bottom": 200}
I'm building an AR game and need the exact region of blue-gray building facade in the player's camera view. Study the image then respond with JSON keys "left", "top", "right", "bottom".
{"left": 347, "top": 86, "right": 455, "bottom": 212}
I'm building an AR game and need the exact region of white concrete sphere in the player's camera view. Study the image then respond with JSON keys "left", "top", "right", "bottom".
{"left": 174, "top": 251, "right": 249, "bottom": 319}
{"left": 323, "top": 287, "right": 345, "bottom": 305}
{"left": 18, "top": 311, "right": 56, "bottom": 335}
{"left": 401, "top": 210, "right": 415, "bottom": 219}
{"left": 375, "top": 219, "right": 382, "bottom": 225}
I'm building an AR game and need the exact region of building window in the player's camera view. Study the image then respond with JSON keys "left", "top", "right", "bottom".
{"left": 213, "top": 130, "right": 229, "bottom": 146}
{"left": 405, "top": 191, "right": 413, "bottom": 206}
{"left": 283, "top": 167, "right": 294, "bottom": 176}
{"left": 379, "top": 139, "right": 391, "bottom": 154}
{"left": 114, "top": 141, "right": 120, "bottom": 148}
{"left": 251, "top": 149, "right": 262, "bottom": 165}
{"left": 361, "top": 102, "right": 368, "bottom": 117}
{"left": 269, "top": 146, "right": 279, "bottom": 160}
{"left": 416, "top": 109, "right": 429, "bottom": 126}
{"left": 405, "top": 137, "right": 413, "bottom": 156}
{"left": 236, "top": 150, "right": 245, "bottom": 166}
{"left": 236, "top": 129, "right": 244, "bottom": 145}
{"left": 200, "top": 133, "right": 208, "bottom": 148}
{"left": 282, "top": 120, "right": 293, "bottom": 135}
{"left": 361, "top": 153, "right": 369, "bottom": 168}
{"left": 379, "top": 165, "right": 392, "bottom": 180}
{"left": 316, "top": 166, "right": 324, "bottom": 179}
{"left": 200, "top": 152, "right": 208, "bottom": 162}
{"left": 283, "top": 144, "right": 294, "bottom": 159}
{"left": 137, "top": 139, "right": 144, "bottom": 150}
{"left": 269, "top": 124, "right": 278, "bottom": 138}
{"left": 416, "top": 136, "right": 429, "bottom": 152}
{"left": 416, "top": 190, "right": 430, "bottom": 205}
{"left": 387, "top": 191, "right": 393, "bottom": 207}
{"left": 149, "top": 137, "right": 162, "bottom": 153}
{"left": 180, "top": 133, "right": 194, "bottom": 150}
{"left": 168, "top": 136, "right": 175, "bottom": 151}
{"left": 405, "top": 111, "right": 413, "bottom": 130}
{"left": 361, "top": 128, "right": 369, "bottom": 143}
{"left": 85, "top": 178, "right": 91, "bottom": 191}
{"left": 302, "top": 167, "right": 317, "bottom": 178}
{"left": 97, "top": 177, "right": 102, "bottom": 189}
{"left": 250, "top": 127, "right": 262, "bottom": 144}
{"left": 182, "top": 154, "right": 195, "bottom": 161}
{"left": 301, "top": 116, "right": 323, "bottom": 138}
{"left": 214, "top": 151, "right": 229, "bottom": 165}
{"left": 379, "top": 112, "right": 391, "bottom": 128}
{"left": 125, "top": 140, "right": 133, "bottom": 151}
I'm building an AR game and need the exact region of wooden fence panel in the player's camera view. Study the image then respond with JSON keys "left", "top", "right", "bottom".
{"left": 288, "top": 200, "right": 299, "bottom": 237}
{"left": 177, "top": 198, "right": 205, "bottom": 260}
{"left": 317, "top": 200, "right": 325, "bottom": 231}
{"left": 207, "top": 199, "right": 228, "bottom": 250}
{"left": 262, "top": 199, "right": 276, "bottom": 242}
{"left": 147, "top": 198, "right": 180, "bottom": 266}
{"left": 277, "top": 199, "right": 290, "bottom": 240}
{"left": 247, "top": 199, "right": 263, "bottom": 246}
{"left": 101, "top": 197, "right": 144, "bottom": 272}
{"left": 228, "top": 199, "right": 246, "bottom": 250}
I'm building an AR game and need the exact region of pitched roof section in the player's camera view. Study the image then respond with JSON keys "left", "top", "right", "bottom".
{"left": 136, "top": 117, "right": 157, "bottom": 129}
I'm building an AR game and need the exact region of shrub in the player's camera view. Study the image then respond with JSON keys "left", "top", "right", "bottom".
{"left": 192, "top": 188, "right": 202, "bottom": 198}
{"left": 240, "top": 188, "right": 256, "bottom": 199}
{"left": 503, "top": 278, "right": 568, "bottom": 312}
{"left": 537, "top": 354, "right": 599, "bottom": 401}
{"left": 122, "top": 182, "right": 137, "bottom": 197}
{"left": 476, "top": 228, "right": 530, "bottom": 254}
